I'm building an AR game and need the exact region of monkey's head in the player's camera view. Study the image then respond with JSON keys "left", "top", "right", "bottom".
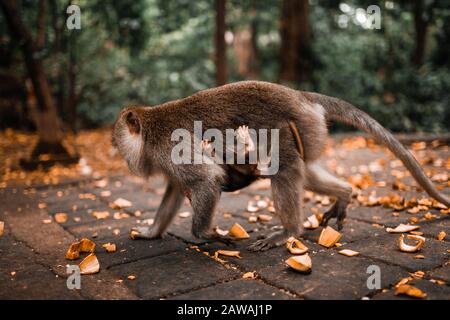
{"left": 112, "top": 107, "right": 147, "bottom": 176}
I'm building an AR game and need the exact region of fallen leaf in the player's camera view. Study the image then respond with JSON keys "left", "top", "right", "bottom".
{"left": 285, "top": 255, "right": 312, "bottom": 273}
{"left": 113, "top": 212, "right": 130, "bottom": 220}
{"left": 102, "top": 243, "right": 116, "bottom": 253}
{"left": 214, "top": 250, "right": 241, "bottom": 259}
{"left": 246, "top": 200, "right": 259, "bottom": 213}
{"left": 338, "top": 249, "right": 360, "bottom": 257}
{"left": 242, "top": 271, "right": 256, "bottom": 279}
{"left": 66, "top": 242, "right": 81, "bottom": 260}
{"left": 215, "top": 226, "right": 229, "bottom": 236}
{"left": 0, "top": 221, "right": 4, "bottom": 237}
{"left": 130, "top": 230, "right": 139, "bottom": 239}
{"left": 110, "top": 198, "right": 132, "bottom": 209}
{"left": 437, "top": 231, "right": 446, "bottom": 241}
{"left": 303, "top": 214, "right": 320, "bottom": 229}
{"left": 112, "top": 229, "right": 120, "bottom": 236}
{"left": 178, "top": 211, "right": 191, "bottom": 218}
{"left": 318, "top": 226, "right": 342, "bottom": 248}
{"left": 92, "top": 211, "right": 110, "bottom": 219}
{"left": 127, "top": 275, "right": 136, "bottom": 280}
{"left": 399, "top": 234, "right": 425, "bottom": 253}
{"left": 395, "top": 277, "right": 413, "bottom": 287}
{"left": 248, "top": 216, "right": 258, "bottom": 223}
{"left": 42, "top": 219, "right": 52, "bottom": 224}
{"left": 100, "top": 190, "right": 111, "bottom": 197}
{"left": 395, "top": 284, "right": 427, "bottom": 299}
{"left": 386, "top": 224, "right": 420, "bottom": 233}
{"left": 79, "top": 238, "right": 96, "bottom": 253}
{"left": 54, "top": 213, "right": 68, "bottom": 223}
{"left": 257, "top": 214, "right": 272, "bottom": 222}
{"left": 286, "top": 237, "right": 308, "bottom": 255}
{"left": 79, "top": 253, "right": 100, "bottom": 275}
{"left": 414, "top": 255, "right": 425, "bottom": 259}
{"left": 228, "top": 223, "right": 250, "bottom": 239}
{"left": 94, "top": 179, "right": 108, "bottom": 188}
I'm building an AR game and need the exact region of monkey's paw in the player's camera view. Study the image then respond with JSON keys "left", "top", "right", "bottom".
{"left": 247, "top": 230, "right": 291, "bottom": 252}
{"left": 130, "top": 226, "right": 161, "bottom": 240}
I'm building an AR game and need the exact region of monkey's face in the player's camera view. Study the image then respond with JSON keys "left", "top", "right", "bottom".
{"left": 112, "top": 107, "right": 145, "bottom": 176}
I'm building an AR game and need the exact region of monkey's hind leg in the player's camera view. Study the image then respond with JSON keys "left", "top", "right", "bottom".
{"left": 305, "top": 162, "right": 353, "bottom": 230}
{"left": 132, "top": 181, "right": 184, "bottom": 239}
{"left": 248, "top": 166, "right": 304, "bottom": 251}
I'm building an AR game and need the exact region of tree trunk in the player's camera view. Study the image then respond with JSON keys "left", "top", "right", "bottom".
{"left": 215, "top": 0, "right": 227, "bottom": 86}
{"left": 412, "top": 0, "right": 428, "bottom": 66}
{"left": 278, "top": 0, "right": 310, "bottom": 83}
{"left": 1, "top": 0, "right": 77, "bottom": 168}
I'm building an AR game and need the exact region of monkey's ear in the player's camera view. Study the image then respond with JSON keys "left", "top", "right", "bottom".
{"left": 125, "top": 111, "right": 141, "bottom": 135}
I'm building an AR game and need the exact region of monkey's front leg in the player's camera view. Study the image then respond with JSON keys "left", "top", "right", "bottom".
{"left": 189, "top": 182, "right": 236, "bottom": 246}
{"left": 132, "top": 181, "right": 184, "bottom": 239}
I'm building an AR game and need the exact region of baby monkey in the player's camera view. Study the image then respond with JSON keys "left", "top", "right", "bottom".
{"left": 112, "top": 81, "right": 449, "bottom": 251}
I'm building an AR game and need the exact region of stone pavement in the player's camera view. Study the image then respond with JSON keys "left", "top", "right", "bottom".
{"left": 0, "top": 136, "right": 449, "bottom": 300}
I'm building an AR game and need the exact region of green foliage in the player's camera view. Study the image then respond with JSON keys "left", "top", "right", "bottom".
{"left": 1, "top": 0, "right": 449, "bottom": 132}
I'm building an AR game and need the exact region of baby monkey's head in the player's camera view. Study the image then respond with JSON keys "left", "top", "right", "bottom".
{"left": 112, "top": 106, "right": 146, "bottom": 176}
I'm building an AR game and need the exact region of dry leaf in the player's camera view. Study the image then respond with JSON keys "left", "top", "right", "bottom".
{"left": 79, "top": 238, "right": 96, "bottom": 253}
{"left": 92, "top": 211, "right": 110, "bottom": 219}
{"left": 178, "top": 211, "right": 191, "bottom": 218}
{"left": 100, "top": 190, "right": 111, "bottom": 197}
{"left": 303, "top": 214, "right": 320, "bottom": 229}
{"left": 110, "top": 198, "right": 132, "bottom": 209}
{"left": 338, "top": 249, "right": 360, "bottom": 257}
{"left": 318, "top": 226, "right": 342, "bottom": 248}
{"left": 130, "top": 230, "right": 139, "bottom": 239}
{"left": 127, "top": 275, "right": 136, "bottom": 280}
{"left": 0, "top": 221, "right": 4, "bottom": 237}
{"left": 113, "top": 212, "right": 130, "bottom": 220}
{"left": 395, "top": 277, "right": 413, "bottom": 287}
{"left": 215, "top": 226, "right": 229, "bottom": 236}
{"left": 399, "top": 234, "right": 425, "bottom": 253}
{"left": 286, "top": 237, "right": 308, "bottom": 255}
{"left": 54, "top": 213, "right": 68, "bottom": 223}
{"left": 42, "top": 219, "right": 52, "bottom": 224}
{"left": 257, "top": 214, "right": 272, "bottom": 222}
{"left": 386, "top": 224, "right": 420, "bottom": 233}
{"left": 102, "top": 243, "right": 116, "bottom": 253}
{"left": 395, "top": 284, "right": 427, "bottom": 299}
{"left": 242, "top": 271, "right": 256, "bottom": 279}
{"left": 228, "top": 223, "right": 250, "bottom": 239}
{"left": 248, "top": 216, "right": 258, "bottom": 223}
{"left": 112, "top": 229, "right": 120, "bottom": 236}
{"left": 246, "top": 200, "right": 259, "bottom": 213}
{"left": 214, "top": 250, "right": 241, "bottom": 259}
{"left": 437, "top": 231, "right": 446, "bottom": 241}
{"left": 79, "top": 253, "right": 100, "bottom": 275}
{"left": 94, "top": 179, "right": 108, "bottom": 188}
{"left": 285, "top": 255, "right": 312, "bottom": 273}
{"left": 414, "top": 255, "right": 425, "bottom": 259}
{"left": 66, "top": 242, "right": 81, "bottom": 260}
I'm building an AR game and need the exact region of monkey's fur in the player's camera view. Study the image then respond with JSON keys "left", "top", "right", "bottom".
{"left": 112, "top": 81, "right": 450, "bottom": 251}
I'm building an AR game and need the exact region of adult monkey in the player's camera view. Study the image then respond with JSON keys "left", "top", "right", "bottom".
{"left": 112, "top": 81, "right": 449, "bottom": 251}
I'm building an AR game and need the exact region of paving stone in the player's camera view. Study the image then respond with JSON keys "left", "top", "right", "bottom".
{"left": 417, "top": 217, "right": 450, "bottom": 240}
{"left": 170, "top": 279, "right": 295, "bottom": 300}
{"left": 0, "top": 235, "right": 82, "bottom": 300}
{"left": 372, "top": 279, "right": 450, "bottom": 300}
{"left": 347, "top": 232, "right": 449, "bottom": 272}
{"left": 109, "top": 250, "right": 238, "bottom": 299}
{"left": 257, "top": 251, "right": 406, "bottom": 299}
{"left": 429, "top": 264, "right": 450, "bottom": 283}
{"left": 66, "top": 210, "right": 156, "bottom": 240}
{"left": 95, "top": 235, "right": 186, "bottom": 269}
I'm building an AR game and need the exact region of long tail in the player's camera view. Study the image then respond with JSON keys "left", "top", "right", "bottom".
{"left": 304, "top": 92, "right": 450, "bottom": 208}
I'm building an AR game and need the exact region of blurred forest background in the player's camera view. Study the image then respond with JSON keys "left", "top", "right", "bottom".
{"left": 1, "top": 0, "right": 449, "bottom": 156}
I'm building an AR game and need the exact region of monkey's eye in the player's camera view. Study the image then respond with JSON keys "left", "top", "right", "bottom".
{"left": 125, "top": 111, "right": 140, "bottom": 135}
